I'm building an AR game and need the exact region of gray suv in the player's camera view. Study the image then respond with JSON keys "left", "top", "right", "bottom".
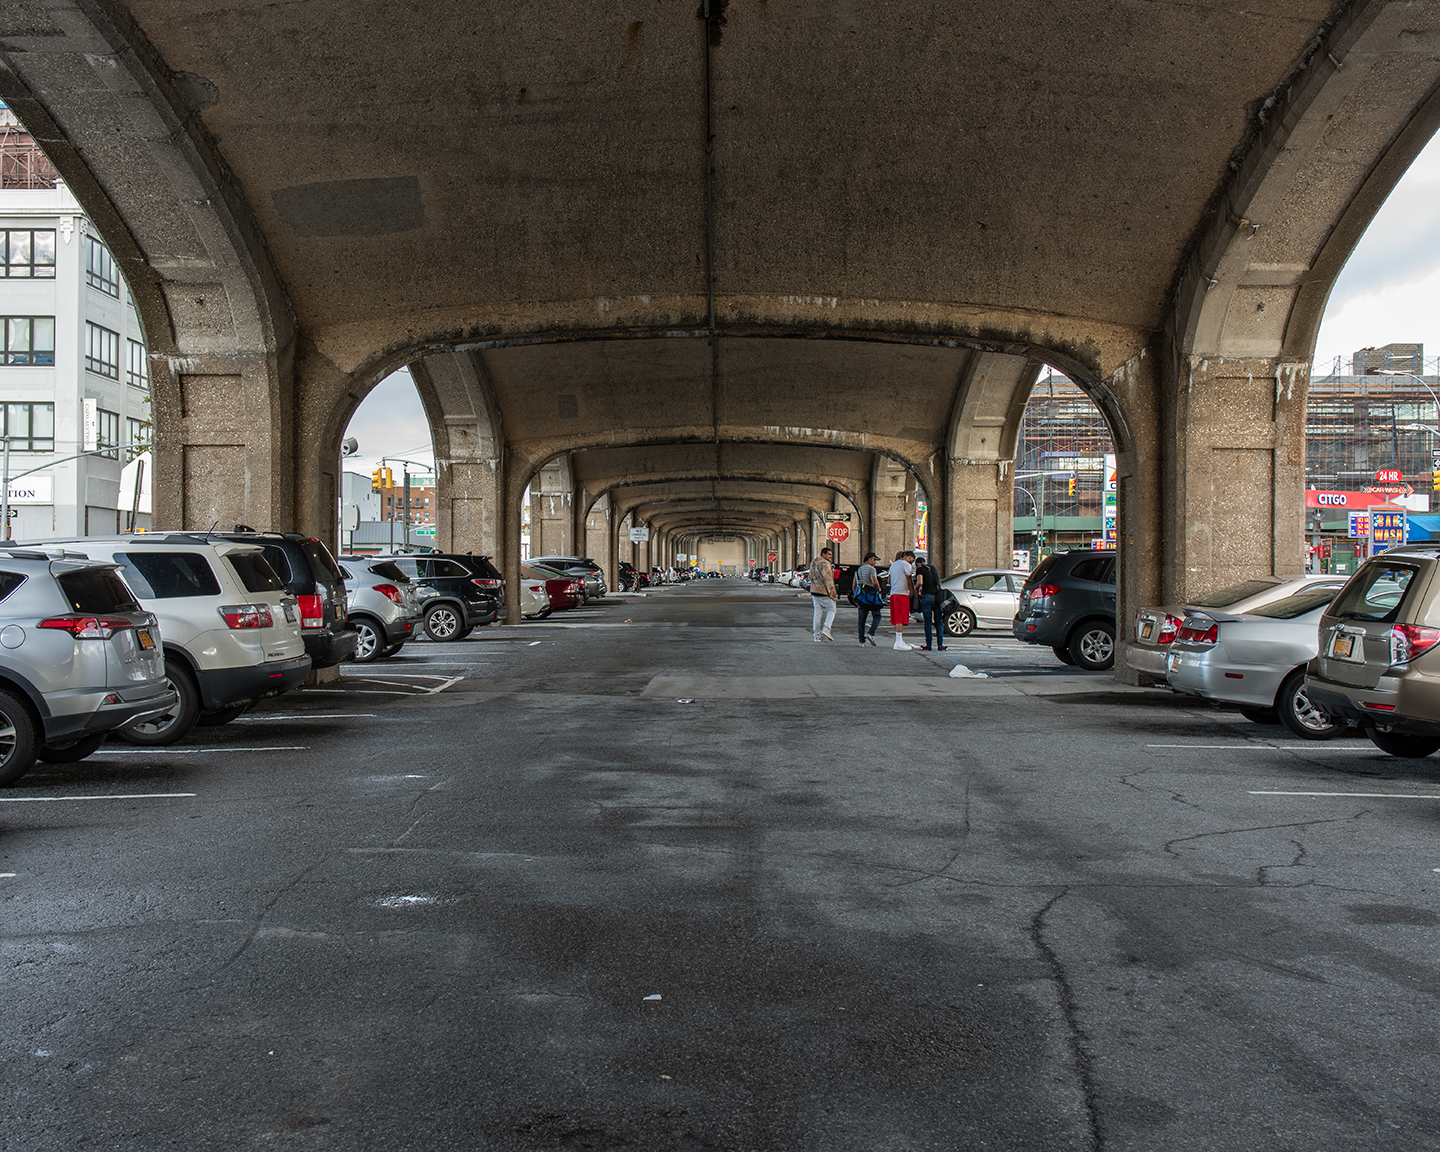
{"left": 1305, "top": 545, "right": 1440, "bottom": 757}
{"left": 1012, "top": 550, "right": 1118, "bottom": 670}
{"left": 337, "top": 557, "right": 423, "bottom": 661}
{"left": 0, "top": 548, "right": 177, "bottom": 785}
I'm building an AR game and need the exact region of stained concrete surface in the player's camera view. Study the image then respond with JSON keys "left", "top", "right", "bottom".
{"left": 4, "top": 580, "right": 1440, "bottom": 1150}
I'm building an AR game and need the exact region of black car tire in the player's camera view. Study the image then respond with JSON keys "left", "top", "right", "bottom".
{"left": 424, "top": 604, "right": 466, "bottom": 642}
{"left": 1052, "top": 644, "right": 1076, "bottom": 665}
{"left": 197, "top": 703, "right": 249, "bottom": 727}
{"left": 115, "top": 661, "right": 200, "bottom": 746}
{"left": 380, "top": 642, "right": 405, "bottom": 658}
{"left": 350, "top": 618, "right": 384, "bottom": 663}
{"left": 1238, "top": 706, "right": 1280, "bottom": 725}
{"left": 38, "top": 733, "right": 107, "bottom": 763}
{"left": 946, "top": 606, "right": 976, "bottom": 637}
{"left": 1068, "top": 621, "right": 1115, "bottom": 671}
{"left": 0, "top": 690, "right": 39, "bottom": 785}
{"left": 1366, "top": 729, "right": 1440, "bottom": 758}
{"left": 1276, "top": 669, "right": 1346, "bottom": 740}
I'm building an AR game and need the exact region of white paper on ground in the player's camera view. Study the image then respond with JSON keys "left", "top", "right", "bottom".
{"left": 948, "top": 664, "right": 988, "bottom": 678}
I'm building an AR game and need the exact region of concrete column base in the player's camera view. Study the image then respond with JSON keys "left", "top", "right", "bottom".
{"left": 303, "top": 664, "right": 343, "bottom": 688}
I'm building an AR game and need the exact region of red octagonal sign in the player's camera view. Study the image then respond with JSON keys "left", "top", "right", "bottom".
{"left": 826, "top": 522, "right": 850, "bottom": 542}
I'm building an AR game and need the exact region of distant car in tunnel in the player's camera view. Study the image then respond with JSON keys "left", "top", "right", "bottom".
{"left": 524, "top": 564, "right": 580, "bottom": 611}
{"left": 940, "top": 569, "right": 1024, "bottom": 636}
{"left": 368, "top": 553, "right": 504, "bottom": 640}
{"left": 531, "top": 556, "right": 606, "bottom": 599}
{"left": 1012, "top": 550, "right": 1117, "bottom": 670}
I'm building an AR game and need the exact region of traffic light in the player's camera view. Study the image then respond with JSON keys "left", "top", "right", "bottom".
{"left": 1431, "top": 470, "right": 1440, "bottom": 492}
{"left": 1067, "top": 478, "right": 1076, "bottom": 495}
{"left": 371, "top": 467, "right": 384, "bottom": 492}
{"left": 384, "top": 467, "right": 394, "bottom": 489}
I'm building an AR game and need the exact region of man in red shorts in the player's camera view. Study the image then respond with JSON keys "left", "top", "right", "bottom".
{"left": 887, "top": 550, "right": 916, "bottom": 650}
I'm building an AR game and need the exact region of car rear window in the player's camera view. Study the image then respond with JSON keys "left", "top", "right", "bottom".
{"left": 366, "top": 561, "right": 408, "bottom": 583}
{"left": 259, "top": 545, "right": 293, "bottom": 583}
{"left": 114, "top": 551, "right": 221, "bottom": 599}
{"left": 1069, "top": 557, "right": 1113, "bottom": 583}
{"left": 1249, "top": 589, "right": 1337, "bottom": 620}
{"left": 59, "top": 567, "right": 141, "bottom": 612}
{"left": 466, "top": 556, "right": 503, "bottom": 579}
{"left": 1329, "top": 562, "right": 1420, "bottom": 624}
{"left": 1191, "top": 578, "right": 1278, "bottom": 608}
{"left": 0, "top": 571, "right": 24, "bottom": 603}
{"left": 226, "top": 551, "right": 286, "bottom": 594}
{"left": 300, "top": 538, "right": 344, "bottom": 582}
{"left": 1027, "top": 556, "right": 1058, "bottom": 585}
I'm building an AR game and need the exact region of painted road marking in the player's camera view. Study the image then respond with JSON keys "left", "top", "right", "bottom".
{"left": 1251, "top": 790, "right": 1440, "bottom": 799}
{"left": 1146, "top": 744, "right": 1371, "bottom": 751}
{"left": 0, "top": 793, "right": 197, "bottom": 803}
{"left": 94, "top": 746, "right": 309, "bottom": 755}
{"left": 238, "top": 713, "right": 377, "bottom": 721}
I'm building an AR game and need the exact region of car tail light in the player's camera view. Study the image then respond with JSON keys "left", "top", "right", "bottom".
{"left": 297, "top": 593, "right": 324, "bottom": 629}
{"left": 1028, "top": 584, "right": 1061, "bottom": 600}
{"left": 567, "top": 581, "right": 580, "bottom": 593}
{"left": 471, "top": 578, "right": 502, "bottom": 589}
{"left": 1389, "top": 624, "right": 1440, "bottom": 665}
{"left": 38, "top": 615, "right": 136, "bottom": 639}
{"left": 373, "top": 583, "right": 404, "bottom": 605}
{"left": 528, "top": 584, "right": 543, "bottom": 592}
{"left": 1158, "top": 614, "right": 1182, "bottom": 644}
{"left": 1361, "top": 701, "right": 1397, "bottom": 712}
{"left": 1177, "top": 622, "right": 1218, "bottom": 644}
{"left": 217, "top": 604, "right": 274, "bottom": 629}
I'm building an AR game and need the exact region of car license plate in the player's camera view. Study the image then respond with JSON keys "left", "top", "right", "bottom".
{"left": 1167, "top": 653, "right": 1180, "bottom": 673}
{"left": 282, "top": 602, "right": 297, "bottom": 623}
{"left": 1329, "top": 632, "right": 1359, "bottom": 660}
{"left": 1140, "top": 621, "right": 1154, "bottom": 641}
{"left": 136, "top": 629, "right": 155, "bottom": 650}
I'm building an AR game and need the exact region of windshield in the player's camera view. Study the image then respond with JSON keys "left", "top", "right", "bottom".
{"left": 1191, "top": 578, "right": 1278, "bottom": 608}
{"left": 1249, "top": 589, "right": 1337, "bottom": 620}
{"left": 1328, "top": 563, "right": 1419, "bottom": 624}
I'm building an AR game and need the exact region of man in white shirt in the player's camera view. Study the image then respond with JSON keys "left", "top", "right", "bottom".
{"left": 888, "top": 550, "right": 916, "bottom": 650}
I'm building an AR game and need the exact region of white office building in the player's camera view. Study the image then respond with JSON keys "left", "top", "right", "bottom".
{"left": 0, "top": 105, "right": 152, "bottom": 539}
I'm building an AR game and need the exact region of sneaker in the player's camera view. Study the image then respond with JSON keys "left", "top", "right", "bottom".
{"left": 894, "top": 637, "right": 912, "bottom": 651}
{"left": 821, "top": 630, "right": 834, "bottom": 641}
{"left": 867, "top": 635, "right": 877, "bottom": 646}
{"left": 858, "top": 639, "right": 867, "bottom": 646}
{"left": 813, "top": 636, "right": 822, "bottom": 642}
{"left": 919, "top": 645, "right": 932, "bottom": 651}
{"left": 937, "top": 646, "right": 947, "bottom": 651}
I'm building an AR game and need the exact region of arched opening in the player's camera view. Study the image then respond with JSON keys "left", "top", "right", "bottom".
{"left": 337, "top": 366, "right": 436, "bottom": 555}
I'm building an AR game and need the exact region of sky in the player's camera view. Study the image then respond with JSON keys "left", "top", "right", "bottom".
{"left": 342, "top": 131, "right": 1440, "bottom": 474}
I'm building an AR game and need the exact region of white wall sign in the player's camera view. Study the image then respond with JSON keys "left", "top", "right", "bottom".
{"left": 629, "top": 526, "right": 650, "bottom": 542}
{"left": 82, "top": 398, "right": 99, "bottom": 453}
{"left": 6, "top": 475, "right": 53, "bottom": 505}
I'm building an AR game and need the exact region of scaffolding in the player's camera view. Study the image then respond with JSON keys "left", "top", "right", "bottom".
{"left": 1014, "top": 372, "right": 1115, "bottom": 548}
{"left": 0, "top": 108, "right": 59, "bottom": 191}
{"left": 1305, "top": 370, "right": 1440, "bottom": 490}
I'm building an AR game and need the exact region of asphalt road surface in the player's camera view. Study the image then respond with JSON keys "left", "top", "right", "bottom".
{"left": 5, "top": 578, "right": 1440, "bottom": 1151}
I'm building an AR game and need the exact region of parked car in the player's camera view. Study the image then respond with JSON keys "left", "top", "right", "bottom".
{"left": 1012, "top": 550, "right": 1118, "bottom": 670}
{"left": 531, "top": 556, "right": 607, "bottom": 599}
{"left": 1166, "top": 585, "right": 1346, "bottom": 738}
{"left": 940, "top": 569, "right": 1024, "bottom": 636}
{"left": 618, "top": 561, "right": 649, "bottom": 591}
{"left": 374, "top": 552, "right": 503, "bottom": 639}
{"left": 520, "top": 574, "right": 551, "bottom": 619}
{"left": 215, "top": 531, "right": 356, "bottom": 667}
{"left": 34, "top": 534, "right": 312, "bottom": 743}
{"left": 0, "top": 548, "right": 178, "bottom": 784}
{"left": 1305, "top": 546, "right": 1440, "bottom": 757}
{"left": 1128, "top": 574, "right": 1347, "bottom": 678}
{"left": 336, "top": 557, "right": 423, "bottom": 662}
{"left": 524, "top": 564, "right": 581, "bottom": 611}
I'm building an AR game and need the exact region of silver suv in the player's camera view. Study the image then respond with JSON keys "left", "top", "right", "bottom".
{"left": 337, "top": 558, "right": 423, "bottom": 661}
{"left": 1305, "top": 545, "right": 1440, "bottom": 757}
{"left": 29, "top": 535, "right": 312, "bottom": 744}
{"left": 0, "top": 548, "right": 176, "bottom": 785}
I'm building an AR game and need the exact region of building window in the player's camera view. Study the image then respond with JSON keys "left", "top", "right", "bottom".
{"left": 85, "top": 322, "right": 120, "bottom": 378}
{"left": 1, "top": 230, "right": 56, "bottom": 278}
{"left": 127, "top": 340, "right": 148, "bottom": 389}
{"left": 3, "top": 317, "right": 55, "bottom": 365}
{"left": 85, "top": 235, "right": 119, "bottom": 296}
{"left": 96, "top": 408, "right": 120, "bottom": 459}
{"left": 127, "top": 417, "right": 148, "bottom": 453}
{"left": 3, "top": 402, "right": 55, "bottom": 451}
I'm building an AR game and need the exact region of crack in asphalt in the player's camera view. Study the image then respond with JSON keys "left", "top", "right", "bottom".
{"left": 1163, "top": 817, "right": 1344, "bottom": 858}
{"left": 218, "top": 855, "right": 332, "bottom": 971}
{"left": 1030, "top": 887, "right": 1102, "bottom": 1152}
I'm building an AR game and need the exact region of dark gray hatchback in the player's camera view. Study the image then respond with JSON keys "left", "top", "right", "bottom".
{"left": 1012, "top": 549, "right": 1118, "bottom": 670}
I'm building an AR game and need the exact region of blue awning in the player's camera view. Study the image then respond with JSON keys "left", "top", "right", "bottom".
{"left": 1406, "top": 514, "right": 1440, "bottom": 541}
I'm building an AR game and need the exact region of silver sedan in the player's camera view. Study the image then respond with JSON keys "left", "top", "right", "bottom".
{"left": 1165, "top": 586, "right": 1346, "bottom": 739}
{"left": 939, "top": 568, "right": 1024, "bottom": 636}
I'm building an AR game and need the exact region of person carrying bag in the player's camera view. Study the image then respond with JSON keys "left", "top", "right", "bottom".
{"left": 853, "top": 551, "right": 884, "bottom": 645}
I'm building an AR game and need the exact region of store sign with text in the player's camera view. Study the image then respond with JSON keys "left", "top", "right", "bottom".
{"left": 1306, "top": 490, "right": 1429, "bottom": 512}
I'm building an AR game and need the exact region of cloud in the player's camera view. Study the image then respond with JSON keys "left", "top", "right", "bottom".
{"left": 342, "top": 367, "right": 435, "bottom": 479}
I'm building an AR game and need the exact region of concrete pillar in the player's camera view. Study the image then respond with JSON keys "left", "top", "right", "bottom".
{"left": 871, "top": 458, "right": 917, "bottom": 562}
{"left": 529, "top": 457, "right": 573, "bottom": 557}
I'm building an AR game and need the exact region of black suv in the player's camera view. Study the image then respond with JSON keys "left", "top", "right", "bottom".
{"left": 1012, "top": 549, "right": 1118, "bottom": 670}
{"left": 378, "top": 553, "right": 503, "bottom": 640}
{"left": 216, "top": 531, "right": 357, "bottom": 667}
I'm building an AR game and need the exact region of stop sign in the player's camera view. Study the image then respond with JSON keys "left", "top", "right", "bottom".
{"left": 826, "top": 521, "right": 850, "bottom": 542}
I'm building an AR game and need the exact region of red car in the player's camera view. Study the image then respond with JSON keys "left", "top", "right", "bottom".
{"left": 523, "top": 564, "right": 581, "bottom": 610}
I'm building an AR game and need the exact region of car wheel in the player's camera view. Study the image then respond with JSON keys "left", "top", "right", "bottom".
{"left": 1052, "top": 644, "right": 1076, "bottom": 665}
{"left": 38, "top": 732, "right": 107, "bottom": 763}
{"left": 196, "top": 703, "right": 249, "bottom": 727}
{"left": 0, "top": 690, "right": 39, "bottom": 785}
{"left": 1276, "top": 669, "right": 1346, "bottom": 740}
{"left": 115, "top": 661, "right": 200, "bottom": 746}
{"left": 1238, "top": 706, "right": 1280, "bottom": 725}
{"left": 350, "top": 618, "right": 383, "bottom": 663}
{"left": 379, "top": 642, "right": 405, "bottom": 658}
{"left": 946, "top": 607, "right": 976, "bottom": 637}
{"left": 424, "top": 604, "right": 464, "bottom": 641}
{"left": 1068, "top": 622, "right": 1115, "bottom": 671}
{"left": 1366, "top": 728, "right": 1440, "bottom": 758}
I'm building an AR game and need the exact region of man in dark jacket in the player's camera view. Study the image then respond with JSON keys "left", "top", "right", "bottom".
{"left": 914, "top": 553, "right": 946, "bottom": 651}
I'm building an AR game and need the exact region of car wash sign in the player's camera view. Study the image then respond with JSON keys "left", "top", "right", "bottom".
{"left": 1370, "top": 507, "right": 1408, "bottom": 554}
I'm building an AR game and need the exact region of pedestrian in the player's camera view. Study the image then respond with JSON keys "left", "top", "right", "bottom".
{"left": 809, "top": 546, "right": 837, "bottom": 641}
{"left": 888, "top": 549, "right": 916, "bottom": 650}
{"left": 853, "top": 550, "right": 884, "bottom": 645}
{"left": 913, "top": 551, "right": 946, "bottom": 651}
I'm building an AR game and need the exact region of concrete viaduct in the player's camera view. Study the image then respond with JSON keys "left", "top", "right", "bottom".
{"left": 3, "top": 0, "right": 1440, "bottom": 669}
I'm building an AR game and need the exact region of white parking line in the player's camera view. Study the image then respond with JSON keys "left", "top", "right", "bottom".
{"left": 1251, "top": 790, "right": 1440, "bottom": 799}
{"left": 238, "top": 714, "right": 376, "bottom": 721}
{"left": 94, "top": 746, "right": 309, "bottom": 755}
{"left": 1146, "top": 743, "right": 1371, "bottom": 752}
{"left": 0, "top": 793, "right": 197, "bottom": 803}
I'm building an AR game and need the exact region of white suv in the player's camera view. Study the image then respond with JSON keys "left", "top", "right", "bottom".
{"left": 27, "top": 534, "right": 312, "bottom": 744}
